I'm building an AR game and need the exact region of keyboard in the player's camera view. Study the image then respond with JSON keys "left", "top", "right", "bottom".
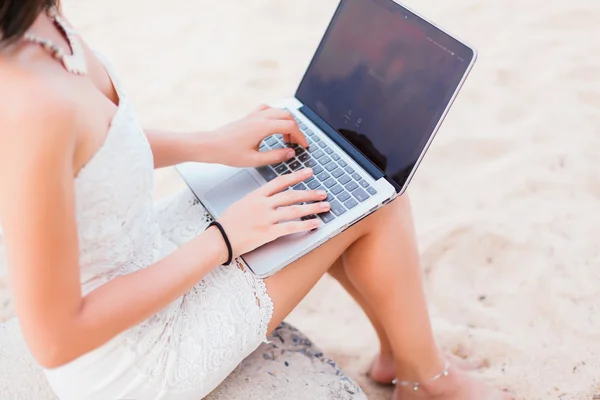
{"left": 256, "top": 119, "right": 378, "bottom": 224}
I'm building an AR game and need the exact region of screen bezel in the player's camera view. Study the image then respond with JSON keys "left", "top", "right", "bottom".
{"left": 295, "top": 0, "right": 478, "bottom": 194}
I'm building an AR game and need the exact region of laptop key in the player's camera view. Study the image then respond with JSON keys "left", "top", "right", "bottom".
{"left": 317, "top": 171, "right": 330, "bottom": 181}
{"left": 294, "top": 147, "right": 305, "bottom": 156}
{"left": 367, "top": 186, "right": 378, "bottom": 196}
{"left": 352, "top": 172, "right": 362, "bottom": 181}
{"left": 323, "top": 178, "right": 337, "bottom": 188}
{"left": 307, "top": 180, "right": 321, "bottom": 190}
{"left": 257, "top": 166, "right": 277, "bottom": 182}
{"left": 299, "top": 153, "right": 310, "bottom": 163}
{"left": 331, "top": 184, "right": 344, "bottom": 195}
{"left": 301, "top": 214, "right": 317, "bottom": 221}
{"left": 330, "top": 200, "right": 347, "bottom": 217}
{"left": 325, "top": 162, "right": 337, "bottom": 172}
{"left": 352, "top": 188, "right": 370, "bottom": 202}
{"left": 312, "top": 149, "right": 324, "bottom": 158}
{"left": 312, "top": 165, "right": 324, "bottom": 175}
{"left": 318, "top": 141, "right": 328, "bottom": 148}
{"left": 339, "top": 174, "right": 352, "bottom": 185}
{"left": 298, "top": 122, "right": 307, "bottom": 129}
{"left": 289, "top": 160, "right": 302, "bottom": 171}
{"left": 332, "top": 168, "right": 344, "bottom": 179}
{"left": 305, "top": 128, "right": 314, "bottom": 136}
{"left": 345, "top": 181, "right": 359, "bottom": 192}
{"left": 337, "top": 191, "right": 351, "bottom": 202}
{"left": 275, "top": 164, "right": 289, "bottom": 174}
{"left": 305, "top": 159, "right": 317, "bottom": 168}
{"left": 293, "top": 183, "right": 307, "bottom": 191}
{"left": 324, "top": 147, "right": 334, "bottom": 155}
{"left": 359, "top": 179, "right": 369, "bottom": 188}
{"left": 266, "top": 137, "right": 277, "bottom": 146}
{"left": 345, "top": 166, "right": 355, "bottom": 174}
{"left": 319, "top": 155, "right": 332, "bottom": 165}
{"left": 344, "top": 198, "right": 359, "bottom": 209}
{"left": 319, "top": 212, "right": 336, "bottom": 224}
{"left": 338, "top": 159, "right": 348, "bottom": 167}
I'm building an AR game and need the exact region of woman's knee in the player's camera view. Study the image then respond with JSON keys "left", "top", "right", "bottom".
{"left": 369, "top": 193, "right": 412, "bottom": 226}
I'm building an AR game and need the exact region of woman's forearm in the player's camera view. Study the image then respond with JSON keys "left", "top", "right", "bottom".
{"left": 49, "top": 227, "right": 227, "bottom": 368}
{"left": 145, "top": 129, "right": 216, "bottom": 168}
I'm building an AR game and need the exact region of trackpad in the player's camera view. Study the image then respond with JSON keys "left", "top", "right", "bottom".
{"left": 205, "top": 170, "right": 261, "bottom": 217}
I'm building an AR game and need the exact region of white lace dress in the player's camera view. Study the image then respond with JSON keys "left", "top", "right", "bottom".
{"left": 0, "top": 55, "right": 274, "bottom": 400}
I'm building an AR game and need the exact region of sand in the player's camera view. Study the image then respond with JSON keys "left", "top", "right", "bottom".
{"left": 1, "top": 0, "right": 600, "bottom": 399}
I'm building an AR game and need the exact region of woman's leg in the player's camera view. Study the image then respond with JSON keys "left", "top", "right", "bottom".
{"left": 328, "top": 262, "right": 477, "bottom": 385}
{"left": 328, "top": 261, "right": 396, "bottom": 382}
{"left": 264, "top": 195, "right": 512, "bottom": 399}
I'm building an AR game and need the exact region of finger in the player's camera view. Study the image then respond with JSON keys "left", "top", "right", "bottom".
{"left": 259, "top": 108, "right": 295, "bottom": 121}
{"left": 257, "top": 108, "right": 306, "bottom": 147}
{"left": 265, "top": 119, "right": 308, "bottom": 149}
{"left": 250, "top": 103, "right": 271, "bottom": 116}
{"left": 259, "top": 168, "right": 313, "bottom": 196}
{"left": 273, "top": 219, "right": 323, "bottom": 237}
{"left": 274, "top": 202, "right": 331, "bottom": 222}
{"left": 271, "top": 189, "right": 327, "bottom": 207}
{"left": 253, "top": 148, "right": 296, "bottom": 167}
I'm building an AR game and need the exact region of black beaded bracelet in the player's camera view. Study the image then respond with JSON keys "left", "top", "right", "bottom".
{"left": 208, "top": 221, "right": 233, "bottom": 266}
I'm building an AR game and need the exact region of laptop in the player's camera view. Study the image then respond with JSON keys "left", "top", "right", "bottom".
{"left": 176, "top": 0, "right": 477, "bottom": 278}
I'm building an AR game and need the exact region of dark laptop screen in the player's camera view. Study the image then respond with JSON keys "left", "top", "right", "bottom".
{"left": 296, "top": 0, "right": 474, "bottom": 187}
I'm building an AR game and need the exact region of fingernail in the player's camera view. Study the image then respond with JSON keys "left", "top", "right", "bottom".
{"left": 317, "top": 190, "right": 327, "bottom": 197}
{"left": 286, "top": 150, "right": 295, "bottom": 159}
{"left": 320, "top": 202, "right": 330, "bottom": 209}
{"left": 304, "top": 168, "right": 313, "bottom": 175}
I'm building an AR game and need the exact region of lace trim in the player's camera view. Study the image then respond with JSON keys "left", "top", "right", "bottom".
{"left": 234, "top": 258, "right": 274, "bottom": 343}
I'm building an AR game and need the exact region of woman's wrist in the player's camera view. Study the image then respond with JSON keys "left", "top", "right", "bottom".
{"left": 201, "top": 224, "right": 231, "bottom": 266}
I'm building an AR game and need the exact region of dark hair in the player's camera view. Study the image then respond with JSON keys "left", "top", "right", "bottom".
{"left": 0, "top": 0, "right": 59, "bottom": 44}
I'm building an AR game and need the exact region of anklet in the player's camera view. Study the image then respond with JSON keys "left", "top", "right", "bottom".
{"left": 392, "top": 360, "right": 450, "bottom": 392}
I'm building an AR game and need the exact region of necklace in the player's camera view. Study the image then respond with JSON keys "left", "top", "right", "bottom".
{"left": 22, "top": 7, "right": 88, "bottom": 75}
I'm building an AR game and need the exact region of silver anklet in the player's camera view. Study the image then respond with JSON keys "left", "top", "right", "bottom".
{"left": 392, "top": 360, "right": 451, "bottom": 391}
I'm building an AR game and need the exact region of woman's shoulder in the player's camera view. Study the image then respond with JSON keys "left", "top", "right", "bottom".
{"left": 0, "top": 60, "right": 77, "bottom": 145}
{"left": 0, "top": 60, "right": 78, "bottom": 176}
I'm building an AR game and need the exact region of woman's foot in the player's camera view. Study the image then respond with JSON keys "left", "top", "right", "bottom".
{"left": 392, "top": 367, "right": 513, "bottom": 400}
{"left": 368, "top": 352, "right": 479, "bottom": 385}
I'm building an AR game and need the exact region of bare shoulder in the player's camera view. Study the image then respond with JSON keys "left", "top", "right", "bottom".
{"left": 0, "top": 60, "right": 77, "bottom": 163}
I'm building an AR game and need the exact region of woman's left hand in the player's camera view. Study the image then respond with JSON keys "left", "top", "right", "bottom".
{"left": 200, "top": 104, "right": 309, "bottom": 168}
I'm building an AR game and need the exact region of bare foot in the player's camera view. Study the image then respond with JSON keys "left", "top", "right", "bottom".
{"left": 392, "top": 367, "right": 513, "bottom": 400}
{"left": 368, "top": 352, "right": 479, "bottom": 385}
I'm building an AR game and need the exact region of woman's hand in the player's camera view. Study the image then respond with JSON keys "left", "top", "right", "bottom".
{"left": 201, "top": 104, "right": 309, "bottom": 168}
{"left": 217, "top": 168, "right": 330, "bottom": 257}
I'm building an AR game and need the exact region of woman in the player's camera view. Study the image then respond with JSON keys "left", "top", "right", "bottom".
{"left": 0, "top": 1, "right": 512, "bottom": 399}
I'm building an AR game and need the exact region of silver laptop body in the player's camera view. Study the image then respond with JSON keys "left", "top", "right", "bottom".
{"left": 177, "top": 0, "right": 477, "bottom": 278}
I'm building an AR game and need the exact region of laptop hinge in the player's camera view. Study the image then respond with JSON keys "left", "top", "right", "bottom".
{"left": 298, "top": 105, "right": 385, "bottom": 181}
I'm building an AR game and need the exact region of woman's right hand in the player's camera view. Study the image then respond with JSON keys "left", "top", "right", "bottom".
{"left": 217, "top": 168, "right": 330, "bottom": 257}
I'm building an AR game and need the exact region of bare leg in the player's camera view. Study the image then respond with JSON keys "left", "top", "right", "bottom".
{"left": 328, "top": 262, "right": 477, "bottom": 385}
{"left": 264, "top": 196, "right": 512, "bottom": 399}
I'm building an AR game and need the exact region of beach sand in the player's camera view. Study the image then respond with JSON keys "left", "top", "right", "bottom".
{"left": 2, "top": 0, "right": 600, "bottom": 399}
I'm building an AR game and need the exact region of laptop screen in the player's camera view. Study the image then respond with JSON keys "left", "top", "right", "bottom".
{"left": 296, "top": 0, "right": 474, "bottom": 188}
